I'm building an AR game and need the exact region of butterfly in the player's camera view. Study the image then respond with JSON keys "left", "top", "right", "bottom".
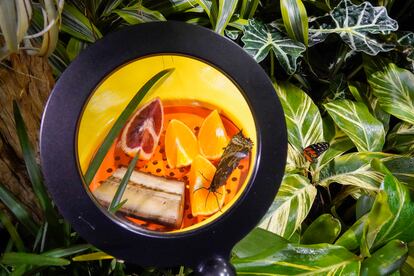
{"left": 303, "top": 142, "right": 329, "bottom": 163}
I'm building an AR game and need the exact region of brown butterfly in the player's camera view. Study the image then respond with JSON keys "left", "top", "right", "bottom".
{"left": 303, "top": 142, "right": 329, "bottom": 163}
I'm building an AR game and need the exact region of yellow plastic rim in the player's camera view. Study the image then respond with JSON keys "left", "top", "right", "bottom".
{"left": 77, "top": 54, "right": 258, "bottom": 233}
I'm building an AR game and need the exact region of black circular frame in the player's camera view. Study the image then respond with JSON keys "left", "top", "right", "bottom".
{"left": 40, "top": 21, "right": 287, "bottom": 269}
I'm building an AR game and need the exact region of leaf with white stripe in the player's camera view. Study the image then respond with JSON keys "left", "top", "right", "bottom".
{"left": 241, "top": 19, "right": 306, "bottom": 74}
{"left": 386, "top": 122, "right": 414, "bottom": 154}
{"left": 368, "top": 63, "right": 414, "bottom": 125}
{"left": 324, "top": 99, "right": 385, "bottom": 152}
{"left": 275, "top": 82, "right": 323, "bottom": 161}
{"left": 113, "top": 4, "right": 166, "bottom": 24}
{"left": 308, "top": 0, "right": 398, "bottom": 55}
{"left": 214, "top": 0, "right": 238, "bottom": 35}
{"left": 370, "top": 160, "right": 414, "bottom": 249}
{"left": 233, "top": 242, "right": 361, "bottom": 275}
{"left": 259, "top": 174, "right": 317, "bottom": 239}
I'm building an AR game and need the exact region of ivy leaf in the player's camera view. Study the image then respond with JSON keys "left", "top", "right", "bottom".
{"left": 275, "top": 82, "right": 323, "bottom": 166}
{"left": 259, "top": 174, "right": 317, "bottom": 239}
{"left": 367, "top": 63, "right": 414, "bottom": 125}
{"left": 233, "top": 242, "right": 361, "bottom": 275}
{"left": 324, "top": 99, "right": 385, "bottom": 152}
{"left": 308, "top": 0, "right": 398, "bottom": 55}
{"left": 241, "top": 19, "right": 306, "bottom": 74}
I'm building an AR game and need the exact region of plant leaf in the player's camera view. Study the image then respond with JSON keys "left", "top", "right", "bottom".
{"left": 66, "top": 37, "right": 87, "bottom": 61}
{"left": 84, "top": 69, "right": 174, "bottom": 185}
{"left": 0, "top": 184, "right": 39, "bottom": 236}
{"left": 280, "top": 0, "right": 308, "bottom": 46}
{"left": 240, "top": 0, "right": 260, "bottom": 19}
{"left": 308, "top": 0, "right": 398, "bottom": 55}
{"left": 42, "top": 244, "right": 92, "bottom": 258}
{"left": 214, "top": 0, "right": 238, "bottom": 35}
{"left": 356, "top": 194, "right": 375, "bottom": 220}
{"left": 241, "top": 19, "right": 306, "bottom": 74}
{"left": 0, "top": 211, "right": 25, "bottom": 252}
{"left": 259, "top": 174, "right": 317, "bottom": 239}
{"left": 324, "top": 99, "right": 385, "bottom": 152}
{"left": 275, "top": 82, "right": 323, "bottom": 161}
{"left": 401, "top": 241, "right": 414, "bottom": 276}
{"left": 370, "top": 159, "right": 414, "bottom": 249}
{"left": 113, "top": 4, "right": 166, "bottom": 24}
{"left": 301, "top": 214, "right": 342, "bottom": 244}
{"left": 72, "top": 252, "right": 114, "bottom": 262}
{"left": 368, "top": 63, "right": 414, "bottom": 125}
{"left": 61, "top": 3, "right": 103, "bottom": 43}
{"left": 232, "top": 228, "right": 288, "bottom": 259}
{"left": 386, "top": 122, "right": 414, "bottom": 154}
{"left": 233, "top": 243, "right": 361, "bottom": 275}
{"left": 109, "top": 153, "right": 139, "bottom": 212}
{"left": 0, "top": 253, "right": 70, "bottom": 266}
{"left": 335, "top": 215, "right": 366, "bottom": 251}
{"left": 361, "top": 240, "right": 408, "bottom": 275}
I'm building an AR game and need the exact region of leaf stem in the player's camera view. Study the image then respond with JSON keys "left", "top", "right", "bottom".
{"left": 347, "top": 64, "right": 363, "bottom": 80}
{"left": 270, "top": 50, "right": 275, "bottom": 78}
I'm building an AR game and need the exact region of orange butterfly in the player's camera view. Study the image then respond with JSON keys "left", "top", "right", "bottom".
{"left": 303, "top": 142, "right": 329, "bottom": 163}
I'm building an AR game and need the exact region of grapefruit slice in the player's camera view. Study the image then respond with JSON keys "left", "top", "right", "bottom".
{"left": 165, "top": 119, "right": 198, "bottom": 168}
{"left": 189, "top": 155, "right": 225, "bottom": 216}
{"left": 198, "top": 110, "right": 229, "bottom": 160}
{"left": 121, "top": 97, "right": 163, "bottom": 160}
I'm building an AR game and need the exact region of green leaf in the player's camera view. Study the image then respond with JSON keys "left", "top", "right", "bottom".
{"left": 370, "top": 160, "right": 414, "bottom": 249}
{"left": 0, "top": 253, "right": 70, "bottom": 266}
{"left": 232, "top": 228, "right": 288, "bottom": 259}
{"left": 324, "top": 99, "right": 385, "bottom": 152}
{"left": 368, "top": 63, "right": 414, "bottom": 125}
{"left": 401, "top": 241, "right": 414, "bottom": 276}
{"left": 0, "top": 1, "right": 18, "bottom": 56}
{"left": 84, "top": 68, "right": 174, "bottom": 185}
{"left": 259, "top": 174, "right": 317, "bottom": 239}
{"left": 0, "top": 211, "right": 25, "bottom": 252}
{"left": 280, "top": 0, "right": 308, "bottom": 46}
{"left": 301, "top": 214, "right": 342, "bottom": 244}
{"left": 386, "top": 122, "right": 414, "bottom": 154}
{"left": 335, "top": 215, "right": 366, "bottom": 251}
{"left": 146, "top": 0, "right": 199, "bottom": 16}
{"left": 13, "top": 102, "right": 60, "bottom": 228}
{"left": 194, "top": 0, "right": 212, "bottom": 19}
{"left": 233, "top": 243, "right": 361, "bottom": 275}
{"left": 240, "top": 0, "right": 260, "bottom": 19}
{"left": 66, "top": 37, "right": 87, "bottom": 61}
{"left": 275, "top": 82, "right": 323, "bottom": 164}
{"left": 308, "top": 0, "right": 398, "bottom": 55}
{"left": 360, "top": 190, "right": 392, "bottom": 256}
{"left": 113, "top": 4, "right": 166, "bottom": 24}
{"left": 109, "top": 153, "right": 139, "bottom": 212}
{"left": 61, "top": 3, "right": 103, "bottom": 43}
{"left": 314, "top": 116, "right": 354, "bottom": 174}
{"left": 0, "top": 184, "right": 39, "bottom": 236}
{"left": 214, "top": 0, "right": 238, "bottom": 35}
{"left": 42, "top": 244, "right": 92, "bottom": 258}
{"left": 72, "top": 252, "right": 113, "bottom": 262}
{"left": 356, "top": 194, "right": 375, "bottom": 220}
{"left": 361, "top": 240, "right": 408, "bottom": 276}
{"left": 241, "top": 19, "right": 306, "bottom": 75}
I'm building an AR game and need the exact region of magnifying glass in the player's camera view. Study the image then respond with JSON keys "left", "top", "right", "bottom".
{"left": 40, "top": 21, "right": 286, "bottom": 275}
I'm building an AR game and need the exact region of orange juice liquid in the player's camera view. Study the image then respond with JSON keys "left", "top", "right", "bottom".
{"left": 89, "top": 102, "right": 251, "bottom": 232}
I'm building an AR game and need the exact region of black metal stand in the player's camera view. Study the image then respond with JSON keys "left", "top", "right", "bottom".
{"left": 194, "top": 256, "right": 236, "bottom": 276}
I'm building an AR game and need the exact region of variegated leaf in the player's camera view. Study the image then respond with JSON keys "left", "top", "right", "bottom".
{"left": 286, "top": 143, "right": 306, "bottom": 174}
{"left": 368, "top": 63, "right": 414, "bottom": 125}
{"left": 324, "top": 99, "right": 385, "bottom": 152}
{"left": 275, "top": 82, "right": 323, "bottom": 162}
{"left": 113, "top": 4, "right": 166, "bottom": 24}
{"left": 386, "top": 122, "right": 414, "bottom": 154}
{"left": 308, "top": 0, "right": 398, "bottom": 55}
{"left": 259, "top": 174, "right": 317, "bottom": 239}
{"left": 397, "top": 32, "right": 414, "bottom": 71}
{"left": 319, "top": 152, "right": 414, "bottom": 190}
{"left": 241, "top": 19, "right": 306, "bottom": 74}
{"left": 214, "top": 0, "right": 238, "bottom": 35}
{"left": 234, "top": 242, "right": 361, "bottom": 275}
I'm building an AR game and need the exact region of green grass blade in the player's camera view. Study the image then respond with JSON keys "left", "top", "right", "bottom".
{"left": 13, "top": 102, "right": 60, "bottom": 228}
{"left": 0, "top": 211, "right": 25, "bottom": 252}
{"left": 42, "top": 244, "right": 92, "bottom": 258}
{"left": 84, "top": 68, "right": 175, "bottom": 185}
{"left": 0, "top": 183, "right": 39, "bottom": 236}
{"left": 109, "top": 152, "right": 139, "bottom": 212}
{"left": 0, "top": 253, "right": 70, "bottom": 266}
{"left": 72, "top": 252, "right": 113, "bottom": 262}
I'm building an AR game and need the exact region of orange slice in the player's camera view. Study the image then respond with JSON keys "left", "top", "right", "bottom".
{"left": 198, "top": 110, "right": 229, "bottom": 160}
{"left": 165, "top": 119, "right": 198, "bottom": 168}
{"left": 120, "top": 98, "right": 163, "bottom": 160}
{"left": 189, "top": 155, "right": 225, "bottom": 216}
